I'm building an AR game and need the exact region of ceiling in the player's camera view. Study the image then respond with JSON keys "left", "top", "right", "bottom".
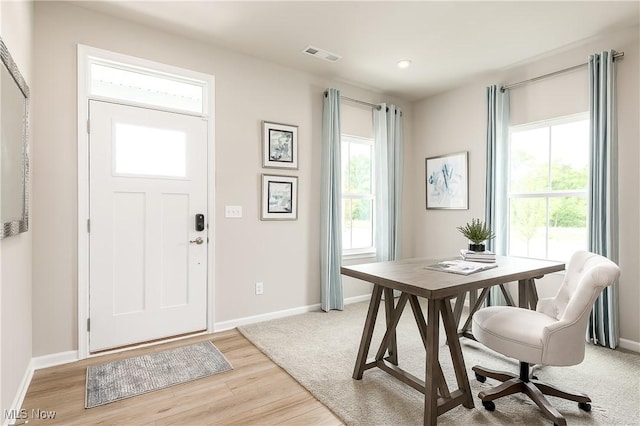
{"left": 76, "top": 1, "right": 639, "bottom": 101}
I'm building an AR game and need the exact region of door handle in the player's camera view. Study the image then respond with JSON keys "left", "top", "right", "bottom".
{"left": 189, "top": 237, "right": 204, "bottom": 245}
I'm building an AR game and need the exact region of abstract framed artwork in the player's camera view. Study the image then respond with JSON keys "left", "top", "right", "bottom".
{"left": 262, "top": 121, "right": 298, "bottom": 169}
{"left": 261, "top": 174, "right": 298, "bottom": 220}
{"left": 425, "top": 151, "right": 468, "bottom": 210}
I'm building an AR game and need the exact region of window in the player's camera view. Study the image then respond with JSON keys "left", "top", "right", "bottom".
{"left": 341, "top": 135, "right": 374, "bottom": 255}
{"left": 113, "top": 123, "right": 187, "bottom": 178}
{"left": 89, "top": 61, "right": 206, "bottom": 115}
{"left": 507, "top": 114, "right": 589, "bottom": 261}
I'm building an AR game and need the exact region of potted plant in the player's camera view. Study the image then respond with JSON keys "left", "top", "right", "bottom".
{"left": 457, "top": 218, "right": 495, "bottom": 252}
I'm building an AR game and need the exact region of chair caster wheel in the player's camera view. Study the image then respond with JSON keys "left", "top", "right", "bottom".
{"left": 482, "top": 400, "right": 495, "bottom": 411}
{"left": 578, "top": 402, "right": 591, "bottom": 412}
{"left": 475, "top": 373, "right": 486, "bottom": 383}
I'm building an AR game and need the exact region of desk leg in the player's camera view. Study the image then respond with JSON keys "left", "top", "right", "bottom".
{"left": 518, "top": 279, "right": 527, "bottom": 308}
{"left": 452, "top": 292, "right": 466, "bottom": 330}
{"left": 375, "top": 293, "right": 408, "bottom": 361}
{"left": 424, "top": 298, "right": 439, "bottom": 426}
{"left": 527, "top": 278, "right": 539, "bottom": 309}
{"left": 440, "top": 298, "right": 474, "bottom": 409}
{"left": 409, "top": 295, "right": 450, "bottom": 399}
{"left": 460, "top": 287, "right": 490, "bottom": 335}
{"left": 519, "top": 278, "right": 540, "bottom": 310}
{"left": 383, "top": 287, "right": 399, "bottom": 365}
{"left": 353, "top": 284, "right": 383, "bottom": 380}
{"left": 499, "top": 284, "right": 516, "bottom": 307}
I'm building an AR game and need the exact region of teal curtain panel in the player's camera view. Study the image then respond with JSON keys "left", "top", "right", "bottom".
{"left": 587, "top": 50, "right": 620, "bottom": 349}
{"left": 320, "top": 88, "right": 344, "bottom": 311}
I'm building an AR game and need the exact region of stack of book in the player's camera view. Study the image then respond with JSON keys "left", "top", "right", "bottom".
{"left": 459, "top": 249, "right": 496, "bottom": 263}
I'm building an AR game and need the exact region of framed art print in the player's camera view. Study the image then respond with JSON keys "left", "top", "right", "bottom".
{"left": 425, "top": 151, "right": 468, "bottom": 209}
{"left": 262, "top": 121, "right": 298, "bottom": 169}
{"left": 261, "top": 174, "right": 298, "bottom": 220}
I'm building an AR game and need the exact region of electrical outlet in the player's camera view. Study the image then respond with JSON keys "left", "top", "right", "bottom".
{"left": 255, "top": 282, "right": 264, "bottom": 295}
{"left": 225, "top": 205, "right": 243, "bottom": 218}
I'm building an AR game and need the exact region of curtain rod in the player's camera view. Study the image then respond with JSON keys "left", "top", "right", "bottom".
{"left": 341, "top": 95, "right": 382, "bottom": 110}
{"left": 324, "top": 91, "right": 402, "bottom": 115}
{"left": 501, "top": 51, "right": 624, "bottom": 92}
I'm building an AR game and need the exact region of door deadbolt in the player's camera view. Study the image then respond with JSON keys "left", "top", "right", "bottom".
{"left": 195, "top": 214, "right": 205, "bottom": 231}
{"left": 190, "top": 237, "right": 204, "bottom": 245}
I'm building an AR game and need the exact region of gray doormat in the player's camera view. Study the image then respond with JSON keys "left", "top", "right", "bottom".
{"left": 85, "top": 341, "right": 232, "bottom": 408}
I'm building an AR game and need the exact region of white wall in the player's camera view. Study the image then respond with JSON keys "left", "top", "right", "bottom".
{"left": 0, "top": 0, "right": 33, "bottom": 418}
{"left": 31, "top": 2, "right": 413, "bottom": 357}
{"left": 411, "top": 25, "right": 640, "bottom": 345}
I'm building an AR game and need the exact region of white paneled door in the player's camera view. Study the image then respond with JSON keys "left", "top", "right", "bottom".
{"left": 88, "top": 100, "right": 208, "bottom": 352}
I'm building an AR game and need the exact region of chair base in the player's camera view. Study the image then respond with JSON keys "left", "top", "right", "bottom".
{"left": 472, "top": 362, "right": 592, "bottom": 426}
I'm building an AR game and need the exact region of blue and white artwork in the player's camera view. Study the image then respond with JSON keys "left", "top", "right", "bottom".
{"left": 426, "top": 152, "right": 468, "bottom": 209}
{"left": 261, "top": 174, "right": 298, "bottom": 220}
{"left": 262, "top": 121, "right": 298, "bottom": 169}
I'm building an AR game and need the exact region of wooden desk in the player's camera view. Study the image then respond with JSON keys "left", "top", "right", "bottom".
{"left": 341, "top": 256, "right": 565, "bottom": 425}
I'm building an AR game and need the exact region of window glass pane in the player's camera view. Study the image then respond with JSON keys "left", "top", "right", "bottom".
{"left": 548, "top": 197, "right": 587, "bottom": 260}
{"left": 508, "top": 198, "right": 547, "bottom": 259}
{"left": 114, "top": 123, "right": 186, "bottom": 177}
{"left": 350, "top": 198, "right": 373, "bottom": 249}
{"left": 348, "top": 143, "right": 372, "bottom": 194}
{"left": 342, "top": 198, "right": 353, "bottom": 250}
{"left": 507, "top": 115, "right": 588, "bottom": 262}
{"left": 510, "top": 127, "right": 549, "bottom": 192}
{"left": 550, "top": 120, "right": 589, "bottom": 191}
{"left": 91, "top": 63, "right": 204, "bottom": 114}
{"left": 341, "top": 135, "right": 375, "bottom": 254}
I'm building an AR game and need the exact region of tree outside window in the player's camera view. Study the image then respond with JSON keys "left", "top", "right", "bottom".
{"left": 341, "top": 135, "right": 374, "bottom": 254}
{"left": 508, "top": 115, "right": 589, "bottom": 261}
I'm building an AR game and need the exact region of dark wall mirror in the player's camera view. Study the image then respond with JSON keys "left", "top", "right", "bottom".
{"left": 0, "top": 36, "right": 29, "bottom": 238}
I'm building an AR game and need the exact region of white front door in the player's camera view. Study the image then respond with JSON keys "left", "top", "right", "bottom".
{"left": 88, "top": 100, "right": 208, "bottom": 352}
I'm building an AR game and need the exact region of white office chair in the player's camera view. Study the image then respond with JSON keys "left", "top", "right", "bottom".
{"left": 471, "top": 251, "right": 621, "bottom": 426}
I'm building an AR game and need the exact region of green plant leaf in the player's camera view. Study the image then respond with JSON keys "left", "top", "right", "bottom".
{"left": 456, "top": 218, "right": 495, "bottom": 244}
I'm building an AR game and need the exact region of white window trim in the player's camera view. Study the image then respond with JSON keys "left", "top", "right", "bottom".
{"left": 76, "top": 44, "right": 216, "bottom": 359}
{"left": 509, "top": 112, "right": 588, "bottom": 133}
{"left": 342, "top": 250, "right": 377, "bottom": 261}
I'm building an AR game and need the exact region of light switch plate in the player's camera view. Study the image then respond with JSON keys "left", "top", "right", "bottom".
{"left": 225, "top": 205, "right": 242, "bottom": 218}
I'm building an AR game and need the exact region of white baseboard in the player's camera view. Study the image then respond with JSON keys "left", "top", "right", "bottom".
{"left": 3, "top": 359, "right": 34, "bottom": 426}
{"left": 31, "top": 350, "right": 79, "bottom": 370}
{"left": 619, "top": 337, "right": 640, "bottom": 353}
{"left": 344, "top": 294, "right": 372, "bottom": 305}
{"left": 214, "top": 293, "right": 371, "bottom": 332}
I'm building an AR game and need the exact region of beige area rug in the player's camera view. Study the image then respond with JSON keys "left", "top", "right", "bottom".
{"left": 239, "top": 300, "right": 640, "bottom": 426}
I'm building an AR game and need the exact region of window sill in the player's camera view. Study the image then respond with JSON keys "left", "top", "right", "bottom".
{"left": 342, "top": 251, "right": 377, "bottom": 262}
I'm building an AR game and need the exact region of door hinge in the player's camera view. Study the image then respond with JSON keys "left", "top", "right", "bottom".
{"left": 87, "top": 219, "right": 91, "bottom": 233}
{"left": 87, "top": 119, "right": 90, "bottom": 134}
{"left": 87, "top": 318, "right": 90, "bottom": 332}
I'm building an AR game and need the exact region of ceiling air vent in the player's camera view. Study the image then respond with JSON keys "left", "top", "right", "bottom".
{"left": 302, "top": 45, "right": 342, "bottom": 63}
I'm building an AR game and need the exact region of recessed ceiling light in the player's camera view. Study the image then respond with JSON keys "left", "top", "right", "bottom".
{"left": 397, "top": 60, "right": 412, "bottom": 69}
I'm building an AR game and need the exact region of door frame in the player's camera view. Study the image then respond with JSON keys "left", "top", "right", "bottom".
{"left": 76, "top": 45, "right": 216, "bottom": 359}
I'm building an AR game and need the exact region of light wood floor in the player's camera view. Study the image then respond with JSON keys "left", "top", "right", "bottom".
{"left": 21, "top": 329, "right": 344, "bottom": 425}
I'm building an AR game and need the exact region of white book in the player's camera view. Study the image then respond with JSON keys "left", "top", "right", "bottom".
{"left": 460, "top": 249, "right": 496, "bottom": 258}
{"left": 459, "top": 255, "right": 496, "bottom": 263}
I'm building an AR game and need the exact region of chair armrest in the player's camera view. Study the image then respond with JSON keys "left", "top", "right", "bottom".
{"left": 541, "top": 319, "right": 587, "bottom": 366}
